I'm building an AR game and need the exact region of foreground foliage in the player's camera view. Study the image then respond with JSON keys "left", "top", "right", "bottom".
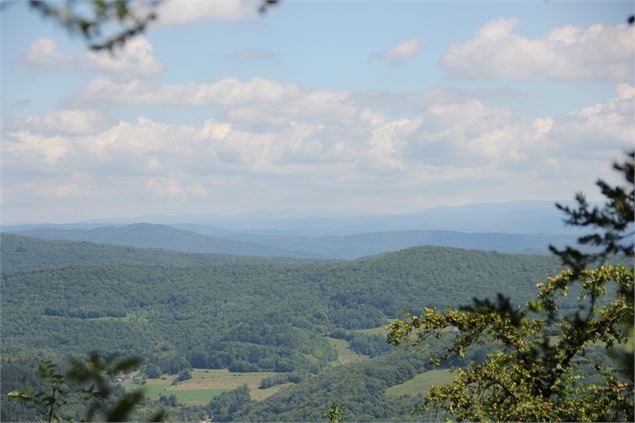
{"left": 389, "top": 152, "right": 634, "bottom": 421}
{"left": 389, "top": 265, "right": 633, "bottom": 421}
{"left": 7, "top": 352, "right": 164, "bottom": 422}
{"left": 24, "top": 0, "right": 278, "bottom": 51}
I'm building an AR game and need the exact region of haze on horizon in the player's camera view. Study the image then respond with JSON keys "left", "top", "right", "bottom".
{"left": 1, "top": 1, "right": 633, "bottom": 224}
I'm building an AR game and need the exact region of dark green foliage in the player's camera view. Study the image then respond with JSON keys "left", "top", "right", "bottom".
{"left": 6, "top": 352, "right": 165, "bottom": 422}
{"left": 1, "top": 358, "right": 43, "bottom": 422}
{"left": 237, "top": 347, "right": 456, "bottom": 422}
{"left": 207, "top": 385, "right": 253, "bottom": 422}
{"left": 258, "top": 373, "right": 304, "bottom": 389}
{"left": 143, "top": 364, "right": 161, "bottom": 379}
{"left": 551, "top": 151, "right": 634, "bottom": 273}
{"left": 388, "top": 152, "right": 635, "bottom": 421}
{"left": 2, "top": 238, "right": 559, "bottom": 375}
{"left": 2, "top": 235, "right": 562, "bottom": 421}
{"left": 176, "top": 369, "right": 192, "bottom": 382}
{"left": 330, "top": 331, "right": 393, "bottom": 358}
{"left": 0, "top": 233, "right": 299, "bottom": 273}
{"left": 159, "top": 394, "right": 178, "bottom": 407}
{"left": 389, "top": 266, "right": 634, "bottom": 421}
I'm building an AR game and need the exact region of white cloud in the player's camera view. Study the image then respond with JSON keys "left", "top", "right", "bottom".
{"left": 15, "top": 37, "right": 165, "bottom": 77}
{"left": 84, "top": 37, "right": 164, "bottom": 75}
{"left": 550, "top": 84, "right": 635, "bottom": 154}
{"left": 16, "top": 37, "right": 68, "bottom": 68}
{"left": 23, "top": 110, "right": 115, "bottom": 135}
{"left": 74, "top": 76, "right": 304, "bottom": 107}
{"left": 3, "top": 81, "right": 632, "bottom": 218}
{"left": 31, "top": 82, "right": 635, "bottom": 173}
{"left": 154, "top": 0, "right": 257, "bottom": 26}
{"left": 371, "top": 37, "right": 422, "bottom": 64}
{"left": 4, "top": 130, "right": 74, "bottom": 166}
{"left": 441, "top": 18, "right": 634, "bottom": 80}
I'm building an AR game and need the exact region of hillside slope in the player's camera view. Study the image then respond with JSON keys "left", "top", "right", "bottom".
{"left": 15, "top": 224, "right": 319, "bottom": 258}
{"left": 0, "top": 234, "right": 311, "bottom": 273}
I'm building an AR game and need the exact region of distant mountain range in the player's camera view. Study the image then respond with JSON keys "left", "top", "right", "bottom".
{"left": 7, "top": 222, "right": 578, "bottom": 259}
{"left": 12, "top": 223, "right": 310, "bottom": 259}
{"left": 196, "top": 201, "right": 577, "bottom": 236}
{"left": 2, "top": 201, "right": 582, "bottom": 236}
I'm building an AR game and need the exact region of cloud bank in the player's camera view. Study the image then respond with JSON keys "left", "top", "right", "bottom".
{"left": 4, "top": 78, "right": 632, "bottom": 219}
{"left": 15, "top": 37, "right": 165, "bottom": 77}
{"left": 442, "top": 18, "right": 634, "bottom": 80}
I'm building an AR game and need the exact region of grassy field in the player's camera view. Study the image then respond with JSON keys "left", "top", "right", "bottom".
{"left": 384, "top": 369, "right": 454, "bottom": 398}
{"left": 327, "top": 337, "right": 369, "bottom": 365}
{"left": 123, "top": 369, "right": 290, "bottom": 406}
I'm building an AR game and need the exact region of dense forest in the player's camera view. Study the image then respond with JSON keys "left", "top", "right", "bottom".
{"left": 1, "top": 234, "right": 562, "bottom": 420}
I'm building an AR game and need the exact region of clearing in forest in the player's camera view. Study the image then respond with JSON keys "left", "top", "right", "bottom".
{"left": 123, "top": 369, "right": 290, "bottom": 405}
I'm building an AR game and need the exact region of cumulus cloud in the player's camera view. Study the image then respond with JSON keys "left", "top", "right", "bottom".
{"left": 441, "top": 18, "right": 635, "bottom": 80}
{"left": 73, "top": 76, "right": 304, "bottom": 107}
{"left": 14, "top": 36, "right": 164, "bottom": 77}
{"left": 4, "top": 130, "right": 74, "bottom": 166}
{"left": 21, "top": 110, "right": 115, "bottom": 135}
{"left": 61, "top": 77, "right": 634, "bottom": 173}
{"left": 154, "top": 0, "right": 256, "bottom": 26}
{"left": 550, "top": 83, "right": 635, "bottom": 155}
{"left": 4, "top": 75, "right": 633, "bottom": 221}
{"left": 371, "top": 37, "right": 422, "bottom": 64}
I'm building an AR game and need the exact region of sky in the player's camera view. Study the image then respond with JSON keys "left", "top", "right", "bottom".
{"left": 1, "top": 0, "right": 633, "bottom": 223}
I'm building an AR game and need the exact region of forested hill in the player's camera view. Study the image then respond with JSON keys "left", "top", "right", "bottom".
{"left": 2, "top": 236, "right": 559, "bottom": 366}
{"left": 1, "top": 236, "right": 563, "bottom": 421}
{"left": 0, "top": 234, "right": 313, "bottom": 273}
{"left": 13, "top": 224, "right": 315, "bottom": 258}
{"left": 9, "top": 222, "right": 577, "bottom": 259}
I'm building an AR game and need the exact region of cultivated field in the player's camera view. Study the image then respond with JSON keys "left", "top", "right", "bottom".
{"left": 123, "top": 369, "right": 291, "bottom": 406}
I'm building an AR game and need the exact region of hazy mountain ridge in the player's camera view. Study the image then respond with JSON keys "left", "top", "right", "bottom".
{"left": 14, "top": 223, "right": 320, "bottom": 259}
{"left": 0, "top": 234, "right": 316, "bottom": 273}
{"left": 2, "top": 201, "right": 581, "bottom": 235}
{"left": 223, "top": 229, "right": 577, "bottom": 259}
{"left": 10, "top": 222, "right": 577, "bottom": 260}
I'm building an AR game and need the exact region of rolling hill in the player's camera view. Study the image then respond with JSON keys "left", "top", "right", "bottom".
{"left": 14, "top": 223, "right": 319, "bottom": 258}
{"left": 10, "top": 222, "right": 577, "bottom": 260}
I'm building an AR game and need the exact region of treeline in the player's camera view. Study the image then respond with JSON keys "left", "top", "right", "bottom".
{"left": 329, "top": 330, "right": 394, "bottom": 357}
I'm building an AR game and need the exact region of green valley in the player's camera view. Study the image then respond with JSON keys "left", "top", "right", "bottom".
{"left": 1, "top": 234, "right": 561, "bottom": 421}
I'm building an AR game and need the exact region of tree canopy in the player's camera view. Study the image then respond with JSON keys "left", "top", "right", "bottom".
{"left": 388, "top": 151, "right": 635, "bottom": 422}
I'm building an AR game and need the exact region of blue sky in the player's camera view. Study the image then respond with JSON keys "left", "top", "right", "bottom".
{"left": 1, "top": 0, "right": 633, "bottom": 223}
